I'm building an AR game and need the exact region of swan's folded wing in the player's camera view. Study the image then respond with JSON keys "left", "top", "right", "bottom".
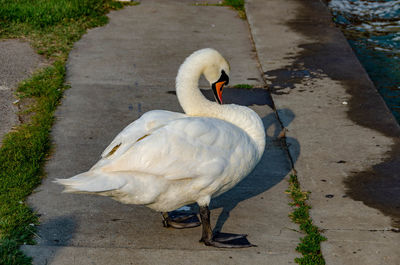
{"left": 100, "top": 110, "right": 187, "bottom": 159}
{"left": 100, "top": 117, "right": 251, "bottom": 181}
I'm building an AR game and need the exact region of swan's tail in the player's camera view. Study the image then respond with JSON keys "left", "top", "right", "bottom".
{"left": 54, "top": 170, "right": 126, "bottom": 193}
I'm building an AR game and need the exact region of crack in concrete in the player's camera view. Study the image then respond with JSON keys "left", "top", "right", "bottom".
{"left": 322, "top": 228, "right": 400, "bottom": 233}
{"left": 243, "top": 10, "right": 296, "bottom": 175}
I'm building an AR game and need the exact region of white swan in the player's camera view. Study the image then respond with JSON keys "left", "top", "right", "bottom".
{"left": 55, "top": 48, "right": 266, "bottom": 248}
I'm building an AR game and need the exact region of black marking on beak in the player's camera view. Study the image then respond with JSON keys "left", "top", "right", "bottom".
{"left": 218, "top": 70, "right": 229, "bottom": 85}
{"left": 212, "top": 70, "right": 229, "bottom": 105}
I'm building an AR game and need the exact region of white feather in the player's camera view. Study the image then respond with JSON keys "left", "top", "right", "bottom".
{"left": 100, "top": 110, "right": 185, "bottom": 160}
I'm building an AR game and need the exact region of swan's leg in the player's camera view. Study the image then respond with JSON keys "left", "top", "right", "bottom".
{"left": 161, "top": 212, "right": 169, "bottom": 227}
{"left": 199, "top": 205, "right": 254, "bottom": 248}
{"left": 161, "top": 211, "right": 201, "bottom": 229}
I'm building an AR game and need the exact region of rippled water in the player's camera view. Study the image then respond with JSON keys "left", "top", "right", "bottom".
{"left": 328, "top": 0, "right": 400, "bottom": 123}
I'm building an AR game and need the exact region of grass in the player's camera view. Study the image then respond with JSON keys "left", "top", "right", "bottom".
{"left": 195, "top": 0, "right": 246, "bottom": 19}
{"left": 0, "top": 1, "right": 136, "bottom": 264}
{"left": 222, "top": 0, "right": 246, "bottom": 19}
{"left": 287, "top": 174, "right": 327, "bottom": 265}
{"left": 233, "top": 83, "right": 254, "bottom": 89}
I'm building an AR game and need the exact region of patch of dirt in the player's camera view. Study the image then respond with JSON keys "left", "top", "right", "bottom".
{"left": 0, "top": 39, "right": 49, "bottom": 144}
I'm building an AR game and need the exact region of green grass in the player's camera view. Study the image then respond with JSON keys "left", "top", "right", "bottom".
{"left": 287, "top": 175, "right": 327, "bottom": 265}
{"left": 223, "top": 0, "right": 246, "bottom": 19}
{"left": 0, "top": 1, "right": 135, "bottom": 264}
{"left": 233, "top": 84, "right": 254, "bottom": 89}
{"left": 195, "top": 0, "right": 246, "bottom": 19}
{"left": 1, "top": 0, "right": 113, "bottom": 28}
{"left": 0, "top": 63, "right": 66, "bottom": 265}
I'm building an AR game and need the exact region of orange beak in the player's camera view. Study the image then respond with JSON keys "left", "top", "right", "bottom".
{"left": 215, "top": 81, "right": 225, "bottom": 104}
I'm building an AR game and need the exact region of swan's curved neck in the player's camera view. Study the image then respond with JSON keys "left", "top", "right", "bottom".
{"left": 175, "top": 57, "right": 266, "bottom": 158}
{"left": 176, "top": 59, "right": 212, "bottom": 116}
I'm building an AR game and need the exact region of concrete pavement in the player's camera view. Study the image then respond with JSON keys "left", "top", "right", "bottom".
{"left": 20, "top": 0, "right": 400, "bottom": 264}
{"left": 246, "top": 0, "right": 400, "bottom": 264}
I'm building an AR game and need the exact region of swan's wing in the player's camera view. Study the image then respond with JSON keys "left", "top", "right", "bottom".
{"left": 100, "top": 117, "right": 253, "bottom": 181}
{"left": 100, "top": 110, "right": 187, "bottom": 159}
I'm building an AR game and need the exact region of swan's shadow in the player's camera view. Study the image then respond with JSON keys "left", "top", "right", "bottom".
{"left": 22, "top": 216, "right": 76, "bottom": 265}
{"left": 211, "top": 110, "right": 298, "bottom": 233}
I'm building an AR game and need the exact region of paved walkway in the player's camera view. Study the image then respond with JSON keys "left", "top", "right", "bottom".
{"left": 22, "top": 0, "right": 400, "bottom": 264}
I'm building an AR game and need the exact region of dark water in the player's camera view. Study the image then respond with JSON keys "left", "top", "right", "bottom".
{"left": 328, "top": 0, "right": 400, "bottom": 123}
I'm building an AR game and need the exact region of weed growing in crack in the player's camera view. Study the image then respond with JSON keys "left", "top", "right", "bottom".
{"left": 287, "top": 174, "right": 327, "bottom": 265}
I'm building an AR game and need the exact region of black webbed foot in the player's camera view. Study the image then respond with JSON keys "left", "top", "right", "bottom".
{"left": 200, "top": 232, "right": 255, "bottom": 248}
{"left": 199, "top": 205, "right": 256, "bottom": 248}
{"left": 161, "top": 211, "right": 201, "bottom": 229}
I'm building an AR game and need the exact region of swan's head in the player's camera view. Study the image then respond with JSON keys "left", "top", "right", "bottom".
{"left": 181, "top": 48, "right": 230, "bottom": 104}
{"left": 201, "top": 49, "right": 230, "bottom": 104}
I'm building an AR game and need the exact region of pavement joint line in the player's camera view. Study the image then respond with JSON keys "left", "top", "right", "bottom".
{"left": 318, "top": 240, "right": 398, "bottom": 245}
{"left": 26, "top": 245, "right": 296, "bottom": 256}
{"left": 243, "top": 15, "right": 269, "bottom": 89}
{"left": 27, "top": 244, "right": 290, "bottom": 252}
{"left": 66, "top": 83, "right": 267, "bottom": 89}
{"left": 242, "top": 3, "right": 296, "bottom": 173}
{"left": 243, "top": 2, "right": 327, "bottom": 263}
{"left": 322, "top": 228, "right": 400, "bottom": 232}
